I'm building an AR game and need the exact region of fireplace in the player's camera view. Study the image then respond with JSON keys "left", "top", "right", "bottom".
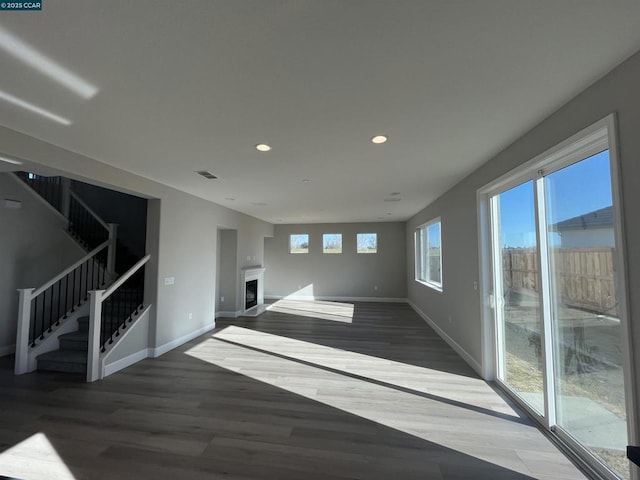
{"left": 245, "top": 279, "right": 258, "bottom": 310}
{"left": 240, "top": 266, "right": 266, "bottom": 316}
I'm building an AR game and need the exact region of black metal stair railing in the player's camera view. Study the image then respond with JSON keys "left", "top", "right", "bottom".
{"left": 68, "top": 193, "right": 110, "bottom": 250}
{"left": 15, "top": 172, "right": 64, "bottom": 214}
{"left": 100, "top": 266, "right": 145, "bottom": 352}
{"left": 29, "top": 243, "right": 109, "bottom": 347}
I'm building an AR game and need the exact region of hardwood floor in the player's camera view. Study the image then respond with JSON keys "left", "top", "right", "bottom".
{"left": 0, "top": 301, "right": 588, "bottom": 479}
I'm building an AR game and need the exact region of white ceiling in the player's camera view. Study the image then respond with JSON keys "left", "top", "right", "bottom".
{"left": 1, "top": 1, "right": 640, "bottom": 224}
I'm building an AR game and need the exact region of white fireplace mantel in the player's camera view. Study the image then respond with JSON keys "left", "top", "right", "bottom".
{"left": 240, "top": 267, "right": 266, "bottom": 316}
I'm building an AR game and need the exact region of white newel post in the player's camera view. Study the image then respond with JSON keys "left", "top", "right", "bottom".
{"left": 15, "top": 288, "right": 34, "bottom": 375}
{"left": 87, "top": 290, "right": 104, "bottom": 382}
{"left": 107, "top": 223, "right": 118, "bottom": 276}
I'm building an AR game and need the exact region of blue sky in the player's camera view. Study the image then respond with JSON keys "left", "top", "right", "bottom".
{"left": 499, "top": 150, "right": 613, "bottom": 248}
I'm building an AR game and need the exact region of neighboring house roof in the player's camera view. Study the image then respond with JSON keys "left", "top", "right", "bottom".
{"left": 551, "top": 206, "right": 613, "bottom": 231}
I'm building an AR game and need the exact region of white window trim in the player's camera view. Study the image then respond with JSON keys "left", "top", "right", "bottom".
{"left": 356, "top": 233, "right": 378, "bottom": 254}
{"left": 414, "top": 217, "right": 443, "bottom": 292}
{"left": 322, "top": 233, "right": 343, "bottom": 254}
{"left": 289, "top": 234, "right": 309, "bottom": 254}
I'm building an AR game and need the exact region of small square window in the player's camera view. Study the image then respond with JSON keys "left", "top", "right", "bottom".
{"left": 323, "top": 233, "right": 342, "bottom": 254}
{"left": 357, "top": 233, "right": 377, "bottom": 253}
{"left": 289, "top": 234, "right": 309, "bottom": 254}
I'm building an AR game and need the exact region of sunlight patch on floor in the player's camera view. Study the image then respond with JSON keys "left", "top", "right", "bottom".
{"left": 0, "top": 432, "right": 77, "bottom": 480}
{"left": 267, "top": 299, "right": 354, "bottom": 323}
{"left": 185, "top": 334, "right": 576, "bottom": 477}
{"left": 213, "top": 325, "right": 491, "bottom": 402}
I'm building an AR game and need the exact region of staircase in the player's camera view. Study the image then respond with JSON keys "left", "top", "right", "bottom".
{"left": 13, "top": 171, "right": 149, "bottom": 381}
{"left": 38, "top": 316, "right": 89, "bottom": 373}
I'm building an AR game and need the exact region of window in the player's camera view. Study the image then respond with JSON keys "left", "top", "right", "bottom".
{"left": 357, "top": 233, "right": 377, "bottom": 253}
{"left": 415, "top": 218, "right": 442, "bottom": 289}
{"left": 322, "top": 233, "right": 342, "bottom": 253}
{"left": 289, "top": 234, "right": 309, "bottom": 254}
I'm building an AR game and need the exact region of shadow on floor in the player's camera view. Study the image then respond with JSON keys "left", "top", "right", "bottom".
{"left": 221, "top": 301, "right": 479, "bottom": 379}
{"left": 0, "top": 350, "right": 538, "bottom": 480}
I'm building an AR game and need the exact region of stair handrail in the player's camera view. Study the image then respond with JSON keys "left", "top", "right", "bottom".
{"left": 32, "top": 240, "right": 111, "bottom": 298}
{"left": 101, "top": 254, "right": 150, "bottom": 300}
{"left": 69, "top": 190, "right": 110, "bottom": 231}
{"left": 87, "top": 254, "right": 151, "bottom": 382}
{"left": 15, "top": 238, "right": 114, "bottom": 375}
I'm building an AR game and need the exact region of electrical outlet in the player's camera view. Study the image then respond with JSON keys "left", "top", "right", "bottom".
{"left": 373, "top": 285, "right": 378, "bottom": 291}
{"left": 188, "top": 312, "right": 193, "bottom": 320}
{"left": 221, "top": 296, "right": 225, "bottom": 302}
{"left": 473, "top": 281, "right": 478, "bottom": 290}
{"left": 164, "top": 276, "right": 175, "bottom": 286}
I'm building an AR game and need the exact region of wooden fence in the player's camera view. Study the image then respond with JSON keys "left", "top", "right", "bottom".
{"left": 503, "top": 247, "right": 617, "bottom": 316}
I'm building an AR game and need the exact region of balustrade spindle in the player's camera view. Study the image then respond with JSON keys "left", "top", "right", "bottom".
{"left": 47, "top": 287, "right": 53, "bottom": 333}
{"left": 56, "top": 281, "right": 62, "bottom": 325}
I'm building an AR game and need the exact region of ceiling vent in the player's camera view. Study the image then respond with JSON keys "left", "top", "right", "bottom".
{"left": 196, "top": 170, "right": 217, "bottom": 179}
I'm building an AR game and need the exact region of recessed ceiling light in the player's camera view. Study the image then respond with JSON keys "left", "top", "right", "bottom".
{"left": 225, "top": 197, "right": 235, "bottom": 201}
{"left": 256, "top": 144, "right": 272, "bottom": 152}
{"left": 302, "top": 179, "right": 310, "bottom": 183}
{"left": 371, "top": 135, "right": 388, "bottom": 144}
{"left": 390, "top": 192, "right": 401, "bottom": 196}
{"left": 0, "top": 155, "right": 23, "bottom": 165}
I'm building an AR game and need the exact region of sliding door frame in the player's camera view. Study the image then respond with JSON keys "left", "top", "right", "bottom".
{"left": 477, "top": 114, "right": 637, "bottom": 480}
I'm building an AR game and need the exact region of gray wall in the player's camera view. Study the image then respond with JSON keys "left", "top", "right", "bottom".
{"left": 0, "top": 173, "right": 84, "bottom": 352}
{"left": 406, "top": 49, "right": 640, "bottom": 409}
{"left": 265, "top": 222, "right": 406, "bottom": 299}
{"left": 216, "top": 229, "right": 238, "bottom": 314}
{"left": 0, "top": 125, "right": 275, "bottom": 354}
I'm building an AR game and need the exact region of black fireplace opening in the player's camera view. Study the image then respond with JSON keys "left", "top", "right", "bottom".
{"left": 245, "top": 279, "right": 258, "bottom": 309}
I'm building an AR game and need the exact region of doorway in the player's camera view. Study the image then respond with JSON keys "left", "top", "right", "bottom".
{"left": 479, "top": 116, "right": 634, "bottom": 480}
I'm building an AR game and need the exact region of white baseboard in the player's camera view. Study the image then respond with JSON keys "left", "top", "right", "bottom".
{"left": 103, "top": 348, "right": 150, "bottom": 377}
{"left": 149, "top": 321, "right": 216, "bottom": 358}
{"left": 408, "top": 300, "right": 483, "bottom": 376}
{"left": 265, "top": 295, "right": 408, "bottom": 303}
{"left": 0, "top": 345, "right": 15, "bottom": 357}
{"left": 215, "top": 310, "right": 241, "bottom": 318}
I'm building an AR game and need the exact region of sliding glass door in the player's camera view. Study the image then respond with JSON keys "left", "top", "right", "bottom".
{"left": 544, "top": 151, "right": 628, "bottom": 478}
{"left": 492, "top": 180, "right": 544, "bottom": 416}
{"left": 484, "top": 119, "right": 631, "bottom": 480}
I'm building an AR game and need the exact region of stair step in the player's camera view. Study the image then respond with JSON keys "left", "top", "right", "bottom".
{"left": 37, "top": 349, "right": 87, "bottom": 374}
{"left": 58, "top": 331, "right": 89, "bottom": 351}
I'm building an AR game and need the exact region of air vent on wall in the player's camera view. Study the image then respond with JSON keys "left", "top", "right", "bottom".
{"left": 196, "top": 170, "right": 218, "bottom": 179}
